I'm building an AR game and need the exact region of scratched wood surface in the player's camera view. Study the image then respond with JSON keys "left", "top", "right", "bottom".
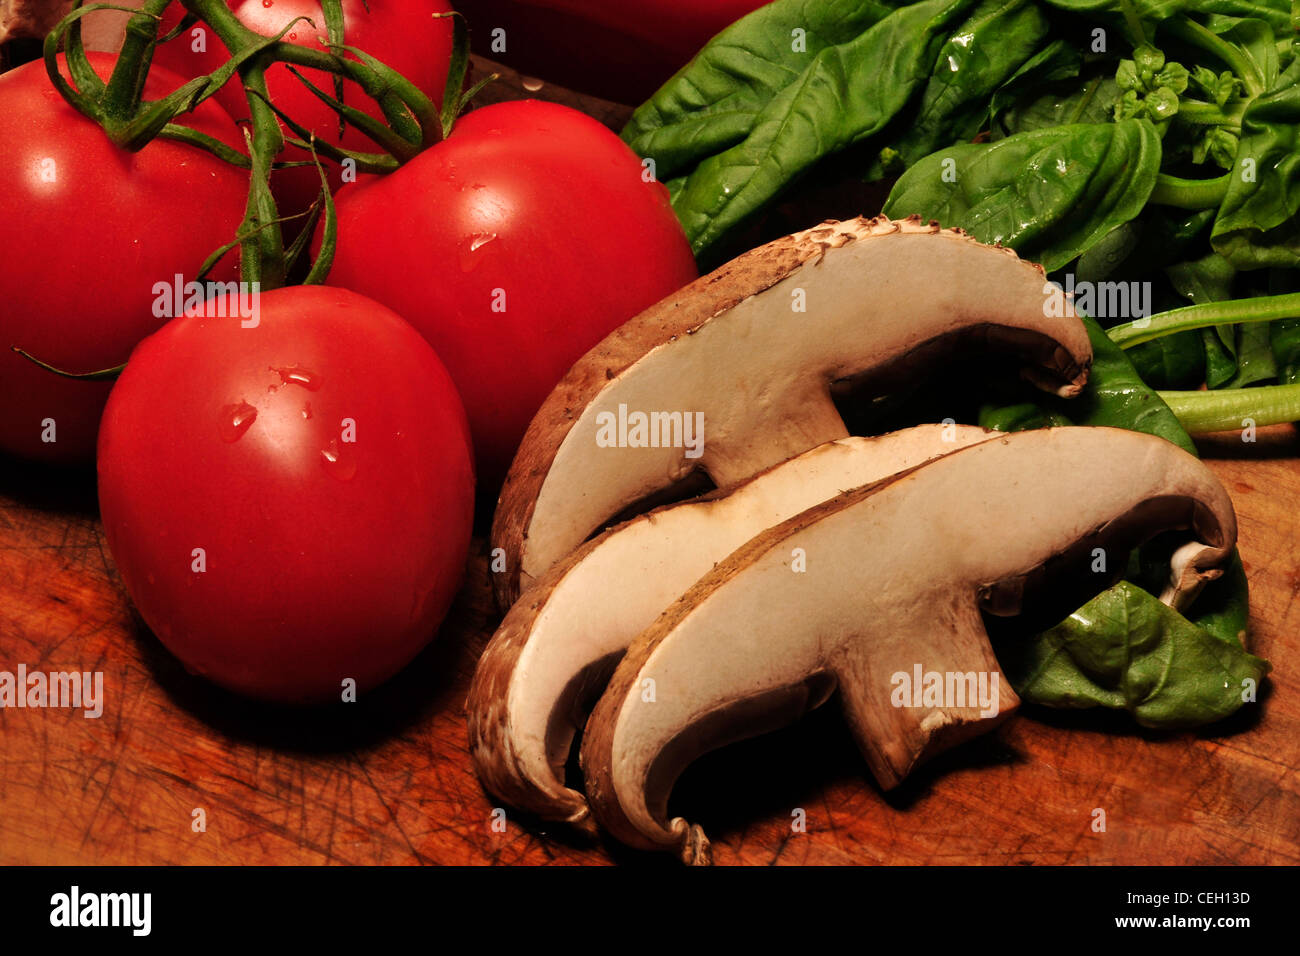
{"left": 2, "top": 428, "right": 1298, "bottom": 865}
{"left": 2, "top": 57, "right": 1299, "bottom": 867}
{"left": 2, "top": 429, "right": 1300, "bottom": 863}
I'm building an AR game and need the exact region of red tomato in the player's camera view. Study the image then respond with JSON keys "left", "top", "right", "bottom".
{"left": 455, "top": 0, "right": 770, "bottom": 103}
{"left": 98, "top": 285, "right": 474, "bottom": 704}
{"left": 153, "top": 0, "right": 453, "bottom": 218}
{"left": 0, "top": 53, "right": 245, "bottom": 464}
{"left": 324, "top": 100, "right": 697, "bottom": 484}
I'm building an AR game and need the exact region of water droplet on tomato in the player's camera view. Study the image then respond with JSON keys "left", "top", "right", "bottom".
{"left": 262, "top": 0, "right": 273, "bottom": 7}
{"left": 270, "top": 364, "right": 322, "bottom": 391}
{"left": 302, "top": 403, "right": 312, "bottom": 420}
{"left": 458, "top": 233, "right": 497, "bottom": 271}
{"left": 288, "top": 32, "right": 297, "bottom": 40}
{"left": 320, "top": 439, "right": 357, "bottom": 480}
{"left": 219, "top": 401, "right": 257, "bottom": 442}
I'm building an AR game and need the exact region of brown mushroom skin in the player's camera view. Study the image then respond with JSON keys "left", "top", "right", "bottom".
{"left": 580, "top": 427, "right": 1238, "bottom": 864}
{"left": 492, "top": 216, "right": 1093, "bottom": 608}
{"left": 468, "top": 427, "right": 998, "bottom": 824}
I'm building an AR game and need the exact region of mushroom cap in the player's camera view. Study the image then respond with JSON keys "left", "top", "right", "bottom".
{"left": 493, "top": 216, "right": 1091, "bottom": 608}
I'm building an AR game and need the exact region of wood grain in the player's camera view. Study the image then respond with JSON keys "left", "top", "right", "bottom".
{"left": 1, "top": 425, "right": 1297, "bottom": 866}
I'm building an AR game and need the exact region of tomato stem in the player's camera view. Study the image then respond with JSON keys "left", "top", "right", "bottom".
{"left": 249, "top": 87, "right": 399, "bottom": 173}
{"left": 100, "top": 0, "right": 172, "bottom": 121}
{"left": 40, "top": 0, "right": 487, "bottom": 292}
{"left": 157, "top": 122, "right": 253, "bottom": 168}
{"left": 10, "top": 347, "right": 125, "bottom": 381}
{"left": 283, "top": 66, "right": 420, "bottom": 161}
{"left": 320, "top": 0, "right": 348, "bottom": 140}
{"left": 42, "top": 5, "right": 106, "bottom": 121}
{"left": 436, "top": 11, "right": 488, "bottom": 142}
{"left": 302, "top": 141, "right": 339, "bottom": 286}
{"left": 238, "top": 63, "right": 287, "bottom": 290}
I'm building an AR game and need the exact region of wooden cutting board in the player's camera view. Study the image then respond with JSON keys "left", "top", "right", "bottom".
{"left": 1, "top": 426, "right": 1298, "bottom": 866}
{"left": 2, "top": 57, "right": 1297, "bottom": 867}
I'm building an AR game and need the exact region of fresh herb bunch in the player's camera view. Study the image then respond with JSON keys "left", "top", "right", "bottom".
{"left": 624, "top": 0, "right": 1300, "bottom": 418}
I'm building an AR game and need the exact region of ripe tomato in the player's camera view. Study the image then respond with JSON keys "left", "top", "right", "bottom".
{"left": 97, "top": 286, "right": 474, "bottom": 704}
{"left": 153, "top": 0, "right": 453, "bottom": 218}
{"left": 0, "top": 52, "right": 245, "bottom": 464}
{"left": 455, "top": 0, "right": 771, "bottom": 103}
{"left": 324, "top": 100, "right": 697, "bottom": 483}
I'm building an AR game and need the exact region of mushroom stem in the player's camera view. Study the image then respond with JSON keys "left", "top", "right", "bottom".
{"left": 832, "top": 594, "right": 1018, "bottom": 790}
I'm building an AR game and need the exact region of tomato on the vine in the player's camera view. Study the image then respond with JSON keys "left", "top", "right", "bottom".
{"left": 153, "top": 0, "right": 454, "bottom": 218}
{"left": 324, "top": 100, "right": 698, "bottom": 484}
{"left": 98, "top": 285, "right": 474, "bottom": 703}
{"left": 0, "top": 52, "right": 245, "bottom": 464}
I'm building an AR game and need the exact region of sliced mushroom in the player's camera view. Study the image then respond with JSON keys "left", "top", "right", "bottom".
{"left": 468, "top": 425, "right": 998, "bottom": 824}
{"left": 579, "top": 427, "right": 1238, "bottom": 864}
{"left": 492, "top": 215, "right": 1092, "bottom": 607}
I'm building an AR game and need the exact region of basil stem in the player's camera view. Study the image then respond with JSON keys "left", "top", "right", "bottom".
{"left": 1109, "top": 292, "right": 1300, "bottom": 347}
{"left": 1158, "top": 383, "right": 1300, "bottom": 432}
{"left": 1149, "top": 172, "right": 1231, "bottom": 209}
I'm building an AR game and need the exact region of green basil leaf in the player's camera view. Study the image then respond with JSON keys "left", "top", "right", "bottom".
{"left": 882, "top": 119, "right": 1162, "bottom": 271}
{"left": 862, "top": 0, "right": 1053, "bottom": 179}
{"left": 986, "top": 38, "right": 1084, "bottom": 133}
{"left": 1128, "top": 330, "right": 1207, "bottom": 388}
{"left": 1075, "top": 222, "right": 1143, "bottom": 282}
{"left": 1271, "top": 318, "right": 1300, "bottom": 383}
{"left": 670, "top": 0, "right": 981, "bottom": 262}
{"left": 1089, "top": 208, "right": 1215, "bottom": 278}
{"left": 976, "top": 402, "right": 1074, "bottom": 431}
{"left": 1224, "top": 321, "right": 1279, "bottom": 386}
{"left": 1041, "top": 0, "right": 1291, "bottom": 34}
{"left": 1212, "top": 59, "right": 1300, "bottom": 268}
{"left": 1203, "top": 327, "right": 1241, "bottom": 387}
{"left": 1167, "top": 250, "right": 1238, "bottom": 304}
{"left": 1205, "top": 16, "right": 1279, "bottom": 91}
{"left": 995, "top": 578, "right": 1268, "bottom": 728}
{"left": 622, "top": 0, "right": 902, "bottom": 182}
{"left": 995, "top": 70, "right": 1119, "bottom": 137}
{"left": 1135, "top": 43, "right": 1166, "bottom": 77}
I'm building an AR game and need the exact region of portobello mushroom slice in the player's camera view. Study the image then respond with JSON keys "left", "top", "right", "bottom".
{"left": 493, "top": 215, "right": 1092, "bottom": 607}
{"left": 579, "top": 427, "right": 1238, "bottom": 864}
{"left": 468, "top": 425, "right": 998, "bottom": 824}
